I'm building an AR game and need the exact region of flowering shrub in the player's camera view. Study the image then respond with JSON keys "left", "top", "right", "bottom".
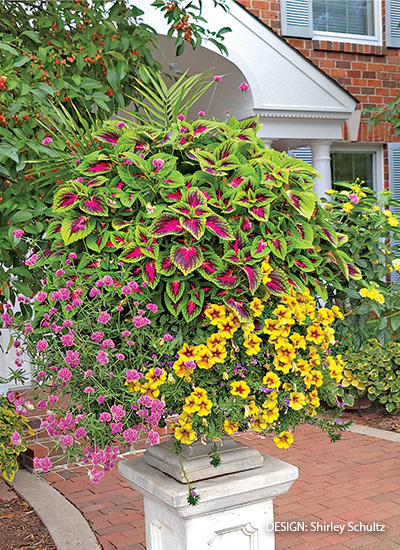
{"left": 0, "top": 396, "right": 34, "bottom": 481}
{"left": 338, "top": 339, "right": 400, "bottom": 413}
{"left": 6, "top": 107, "right": 355, "bottom": 498}
{"left": 322, "top": 183, "right": 400, "bottom": 349}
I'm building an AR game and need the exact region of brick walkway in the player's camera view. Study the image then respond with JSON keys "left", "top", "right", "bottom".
{"left": 34, "top": 425, "right": 400, "bottom": 550}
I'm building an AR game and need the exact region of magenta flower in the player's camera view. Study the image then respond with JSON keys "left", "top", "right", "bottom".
{"left": 75, "top": 427, "right": 87, "bottom": 440}
{"left": 11, "top": 431, "right": 21, "bottom": 445}
{"left": 111, "top": 404, "right": 126, "bottom": 421}
{"left": 24, "top": 254, "right": 38, "bottom": 266}
{"left": 91, "top": 331, "right": 104, "bottom": 342}
{"left": 197, "top": 111, "right": 205, "bottom": 116}
{"left": 99, "top": 412, "right": 111, "bottom": 423}
{"left": 48, "top": 394, "right": 58, "bottom": 404}
{"left": 96, "top": 350, "right": 109, "bottom": 365}
{"left": 33, "top": 456, "right": 52, "bottom": 472}
{"left": 55, "top": 269, "right": 65, "bottom": 276}
{"left": 163, "top": 333, "right": 174, "bottom": 341}
{"left": 126, "top": 369, "right": 142, "bottom": 382}
{"left": 239, "top": 81, "right": 249, "bottom": 91}
{"left": 117, "top": 121, "right": 126, "bottom": 128}
{"left": 349, "top": 194, "right": 359, "bottom": 204}
{"left": 68, "top": 252, "right": 77, "bottom": 259}
{"left": 110, "top": 422, "right": 123, "bottom": 434}
{"left": 132, "top": 315, "right": 151, "bottom": 328}
{"left": 103, "top": 275, "right": 114, "bottom": 286}
{"left": 64, "top": 350, "right": 80, "bottom": 367}
{"left": 62, "top": 319, "right": 73, "bottom": 328}
{"left": 213, "top": 75, "right": 222, "bottom": 81}
{"left": 97, "top": 396, "right": 106, "bottom": 404}
{"left": 13, "top": 229, "right": 24, "bottom": 238}
{"left": 177, "top": 113, "right": 185, "bottom": 121}
{"left": 42, "top": 137, "right": 53, "bottom": 146}
{"left": 97, "top": 311, "right": 110, "bottom": 324}
{"left": 152, "top": 158, "right": 165, "bottom": 169}
{"left": 121, "top": 330, "right": 131, "bottom": 337}
{"left": 146, "top": 303, "right": 158, "bottom": 313}
{"left": 36, "top": 339, "right": 48, "bottom": 352}
{"left": 84, "top": 370, "right": 93, "bottom": 378}
{"left": 101, "top": 339, "right": 115, "bottom": 349}
{"left": 148, "top": 430, "right": 160, "bottom": 446}
{"left": 123, "top": 428, "right": 138, "bottom": 444}
{"left": 59, "top": 288, "right": 71, "bottom": 300}
{"left": 88, "top": 468, "right": 105, "bottom": 484}
{"left": 83, "top": 386, "right": 95, "bottom": 393}
{"left": 116, "top": 353, "right": 125, "bottom": 361}
{"left": 61, "top": 332, "right": 74, "bottom": 347}
{"left": 36, "top": 291, "right": 48, "bottom": 303}
{"left": 60, "top": 435, "right": 74, "bottom": 447}
{"left": 58, "top": 367, "right": 72, "bottom": 382}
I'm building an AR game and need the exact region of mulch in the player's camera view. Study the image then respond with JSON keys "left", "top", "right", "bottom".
{"left": 341, "top": 400, "right": 400, "bottom": 432}
{"left": 0, "top": 483, "right": 56, "bottom": 550}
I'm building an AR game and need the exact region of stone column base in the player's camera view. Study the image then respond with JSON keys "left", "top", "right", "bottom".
{"left": 119, "top": 453, "right": 298, "bottom": 550}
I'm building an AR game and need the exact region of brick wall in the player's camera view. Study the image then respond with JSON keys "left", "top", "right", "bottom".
{"left": 237, "top": 0, "right": 400, "bottom": 145}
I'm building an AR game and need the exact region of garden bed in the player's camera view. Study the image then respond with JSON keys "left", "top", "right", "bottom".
{"left": 342, "top": 402, "right": 400, "bottom": 433}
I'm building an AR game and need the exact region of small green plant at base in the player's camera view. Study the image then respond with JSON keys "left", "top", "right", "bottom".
{"left": 0, "top": 396, "right": 34, "bottom": 482}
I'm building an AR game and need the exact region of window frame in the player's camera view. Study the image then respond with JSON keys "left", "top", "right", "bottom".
{"left": 312, "top": 0, "right": 382, "bottom": 46}
{"left": 330, "top": 144, "right": 384, "bottom": 193}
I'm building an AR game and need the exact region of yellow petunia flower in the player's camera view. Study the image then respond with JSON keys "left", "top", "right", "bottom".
{"left": 251, "top": 414, "right": 268, "bottom": 432}
{"left": 230, "top": 380, "right": 251, "bottom": 399}
{"left": 204, "top": 304, "right": 227, "bottom": 325}
{"left": 263, "top": 407, "right": 279, "bottom": 424}
{"left": 175, "top": 424, "right": 196, "bottom": 445}
{"left": 289, "top": 391, "right": 306, "bottom": 411}
{"left": 196, "top": 398, "right": 213, "bottom": 417}
{"left": 306, "top": 325, "right": 325, "bottom": 345}
{"left": 250, "top": 297, "right": 265, "bottom": 317}
{"left": 262, "top": 371, "right": 281, "bottom": 389}
{"left": 224, "top": 419, "right": 239, "bottom": 435}
{"left": 274, "top": 431, "right": 294, "bottom": 449}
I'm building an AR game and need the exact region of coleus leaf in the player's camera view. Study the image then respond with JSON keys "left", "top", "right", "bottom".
{"left": 251, "top": 237, "right": 270, "bottom": 259}
{"left": 242, "top": 265, "right": 262, "bottom": 294}
{"left": 163, "top": 190, "right": 183, "bottom": 202}
{"left": 164, "top": 293, "right": 184, "bottom": 317}
{"left": 47, "top": 221, "right": 62, "bottom": 239}
{"left": 186, "top": 187, "right": 207, "bottom": 208}
{"left": 181, "top": 218, "right": 206, "bottom": 240}
{"left": 166, "top": 280, "right": 187, "bottom": 303}
{"left": 205, "top": 215, "right": 233, "bottom": 240}
{"left": 291, "top": 256, "right": 315, "bottom": 273}
{"left": 155, "top": 253, "right": 176, "bottom": 276}
{"left": 150, "top": 214, "right": 184, "bottom": 237}
{"left": 119, "top": 244, "right": 145, "bottom": 263}
{"left": 283, "top": 189, "right": 316, "bottom": 220}
{"left": 317, "top": 224, "right": 338, "bottom": 247}
{"left": 223, "top": 297, "right": 250, "bottom": 322}
{"left": 215, "top": 140, "right": 238, "bottom": 161}
{"left": 112, "top": 219, "right": 132, "bottom": 231}
{"left": 198, "top": 258, "right": 221, "bottom": 281}
{"left": 192, "top": 121, "right": 214, "bottom": 136}
{"left": 264, "top": 269, "right": 289, "bottom": 297}
{"left": 142, "top": 260, "right": 160, "bottom": 289}
{"left": 347, "top": 262, "right": 362, "bottom": 280}
{"left": 141, "top": 241, "right": 159, "bottom": 260}
{"left": 337, "top": 233, "right": 348, "bottom": 247}
{"left": 79, "top": 194, "right": 109, "bottom": 216}
{"left": 86, "top": 232, "right": 109, "bottom": 252}
{"left": 249, "top": 204, "right": 270, "bottom": 222}
{"left": 53, "top": 188, "right": 81, "bottom": 212}
{"left": 162, "top": 171, "right": 185, "bottom": 188}
{"left": 61, "top": 215, "right": 95, "bottom": 245}
{"left": 86, "top": 160, "right": 113, "bottom": 173}
{"left": 268, "top": 236, "right": 287, "bottom": 260}
{"left": 182, "top": 299, "right": 203, "bottom": 323}
{"left": 170, "top": 245, "right": 203, "bottom": 276}
{"left": 109, "top": 232, "right": 126, "bottom": 248}
{"left": 213, "top": 267, "right": 240, "bottom": 289}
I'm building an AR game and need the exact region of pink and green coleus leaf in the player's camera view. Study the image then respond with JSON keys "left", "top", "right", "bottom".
{"left": 164, "top": 293, "right": 184, "bottom": 317}
{"left": 241, "top": 265, "right": 262, "bottom": 294}
{"left": 119, "top": 244, "right": 145, "bottom": 263}
{"left": 150, "top": 214, "right": 184, "bottom": 237}
{"left": 264, "top": 269, "right": 289, "bottom": 297}
{"left": 142, "top": 260, "right": 160, "bottom": 289}
{"left": 140, "top": 240, "right": 159, "bottom": 260}
{"left": 86, "top": 160, "right": 113, "bottom": 173}
{"left": 61, "top": 215, "right": 95, "bottom": 245}
{"left": 213, "top": 267, "right": 240, "bottom": 289}
{"left": 181, "top": 217, "right": 206, "bottom": 240}
{"left": 186, "top": 187, "right": 207, "bottom": 208}
{"left": 163, "top": 190, "right": 183, "bottom": 202}
{"left": 79, "top": 194, "right": 109, "bottom": 216}
{"left": 53, "top": 188, "right": 81, "bottom": 212}
{"left": 112, "top": 219, "right": 132, "bottom": 231}
{"left": 268, "top": 235, "right": 287, "bottom": 260}
{"left": 86, "top": 232, "right": 109, "bottom": 252}
{"left": 215, "top": 140, "right": 238, "bottom": 161}
{"left": 166, "top": 280, "right": 187, "bottom": 303}
{"left": 223, "top": 297, "right": 250, "bottom": 322}
{"left": 251, "top": 237, "right": 270, "bottom": 259}
{"left": 283, "top": 189, "right": 316, "bottom": 220}
{"left": 170, "top": 245, "right": 204, "bottom": 276}
{"left": 290, "top": 256, "right": 315, "bottom": 272}
{"left": 205, "top": 215, "right": 233, "bottom": 240}
{"left": 109, "top": 232, "right": 126, "bottom": 249}
{"left": 155, "top": 253, "right": 176, "bottom": 276}
{"left": 182, "top": 299, "right": 203, "bottom": 323}
{"left": 198, "top": 257, "right": 222, "bottom": 281}
{"left": 47, "top": 221, "right": 62, "bottom": 239}
{"left": 249, "top": 204, "right": 271, "bottom": 222}
{"left": 317, "top": 224, "right": 338, "bottom": 247}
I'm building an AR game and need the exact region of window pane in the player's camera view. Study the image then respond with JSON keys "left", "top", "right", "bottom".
{"left": 313, "top": 0, "right": 374, "bottom": 36}
{"left": 331, "top": 152, "right": 374, "bottom": 189}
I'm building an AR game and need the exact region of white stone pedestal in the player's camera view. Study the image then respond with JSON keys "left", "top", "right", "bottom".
{"left": 119, "top": 450, "right": 298, "bottom": 550}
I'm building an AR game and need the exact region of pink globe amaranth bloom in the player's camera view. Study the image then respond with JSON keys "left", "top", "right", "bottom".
{"left": 49, "top": 307, "right": 58, "bottom": 316}
{"left": 11, "top": 431, "right": 21, "bottom": 445}
{"left": 101, "top": 338, "right": 115, "bottom": 349}
{"left": 36, "top": 291, "right": 48, "bottom": 303}
{"left": 97, "top": 396, "right": 106, "bottom": 404}
{"left": 83, "top": 386, "right": 95, "bottom": 394}
{"left": 121, "top": 285, "right": 132, "bottom": 295}
{"left": 99, "top": 412, "right": 111, "bottom": 423}
{"left": 213, "top": 75, "right": 222, "bottom": 81}
{"left": 36, "top": 339, "right": 48, "bottom": 351}
{"left": 68, "top": 252, "right": 77, "bottom": 259}
{"left": 60, "top": 435, "right": 74, "bottom": 447}
{"left": 148, "top": 429, "right": 160, "bottom": 446}
{"left": 42, "top": 137, "right": 53, "bottom": 146}
{"left": 62, "top": 319, "right": 73, "bottom": 328}
{"left": 349, "top": 194, "right": 360, "bottom": 204}
{"left": 197, "top": 110, "right": 205, "bottom": 116}
{"left": 132, "top": 315, "right": 151, "bottom": 328}
{"left": 48, "top": 394, "right": 58, "bottom": 404}
{"left": 121, "top": 330, "right": 131, "bottom": 338}
{"left": 95, "top": 279, "right": 104, "bottom": 288}
{"left": 37, "top": 400, "right": 47, "bottom": 408}
{"left": 58, "top": 367, "right": 73, "bottom": 383}
{"left": 239, "top": 81, "right": 250, "bottom": 91}
{"left": 61, "top": 332, "right": 74, "bottom": 346}
{"left": 123, "top": 428, "right": 138, "bottom": 444}
{"left": 1, "top": 312, "right": 13, "bottom": 328}
{"left": 55, "top": 268, "right": 65, "bottom": 276}
{"left": 58, "top": 413, "right": 75, "bottom": 431}
{"left": 75, "top": 427, "right": 87, "bottom": 440}
{"left": 25, "top": 253, "right": 38, "bottom": 266}
{"left": 97, "top": 311, "right": 110, "bottom": 324}
{"left": 116, "top": 353, "right": 125, "bottom": 361}
{"left": 64, "top": 350, "right": 80, "bottom": 367}
{"left": 111, "top": 404, "right": 126, "bottom": 421}
{"left": 13, "top": 229, "right": 24, "bottom": 238}
{"left": 103, "top": 275, "right": 114, "bottom": 286}
{"left": 91, "top": 331, "right": 104, "bottom": 343}
{"left": 36, "top": 370, "right": 47, "bottom": 379}
{"left": 117, "top": 121, "right": 126, "bottom": 128}
{"left": 152, "top": 158, "right": 165, "bottom": 169}
{"left": 137, "top": 309, "right": 145, "bottom": 315}
{"left": 146, "top": 303, "right": 158, "bottom": 313}
{"left": 126, "top": 369, "right": 142, "bottom": 382}
{"left": 84, "top": 370, "right": 93, "bottom": 378}
{"left": 176, "top": 113, "right": 185, "bottom": 121}
{"left": 33, "top": 456, "right": 52, "bottom": 472}
{"left": 117, "top": 306, "right": 123, "bottom": 311}
{"left": 163, "top": 333, "right": 174, "bottom": 341}
{"left": 59, "top": 288, "right": 71, "bottom": 300}
{"left": 111, "top": 422, "right": 123, "bottom": 434}
{"left": 88, "top": 468, "right": 105, "bottom": 484}
{"left": 96, "top": 350, "right": 109, "bottom": 365}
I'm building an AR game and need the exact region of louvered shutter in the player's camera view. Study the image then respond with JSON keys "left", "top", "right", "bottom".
{"left": 388, "top": 143, "right": 400, "bottom": 280}
{"left": 288, "top": 147, "right": 313, "bottom": 166}
{"left": 386, "top": 0, "right": 400, "bottom": 48}
{"left": 281, "top": 0, "right": 313, "bottom": 39}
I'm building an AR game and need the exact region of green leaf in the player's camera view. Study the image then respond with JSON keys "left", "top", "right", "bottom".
{"left": 107, "top": 68, "right": 119, "bottom": 91}
{"left": 12, "top": 210, "right": 32, "bottom": 223}
{"left": 12, "top": 281, "right": 32, "bottom": 297}
{"left": 21, "top": 30, "right": 41, "bottom": 43}
{"left": 0, "top": 43, "right": 18, "bottom": 55}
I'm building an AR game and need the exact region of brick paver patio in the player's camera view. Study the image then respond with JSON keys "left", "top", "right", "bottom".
{"left": 34, "top": 425, "right": 400, "bottom": 550}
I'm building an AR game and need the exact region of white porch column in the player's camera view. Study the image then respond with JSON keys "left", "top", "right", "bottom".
{"left": 310, "top": 141, "right": 332, "bottom": 197}
{"left": 263, "top": 139, "right": 274, "bottom": 149}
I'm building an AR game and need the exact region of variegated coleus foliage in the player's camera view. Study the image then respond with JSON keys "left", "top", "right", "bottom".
{"left": 46, "top": 116, "right": 361, "bottom": 323}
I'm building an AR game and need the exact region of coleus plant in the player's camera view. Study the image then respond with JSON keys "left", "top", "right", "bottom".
{"left": 42, "top": 113, "right": 361, "bottom": 324}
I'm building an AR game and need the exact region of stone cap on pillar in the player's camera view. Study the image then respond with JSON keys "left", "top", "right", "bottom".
{"left": 119, "top": 453, "right": 299, "bottom": 519}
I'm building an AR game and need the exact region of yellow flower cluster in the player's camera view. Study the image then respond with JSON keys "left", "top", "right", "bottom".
{"left": 359, "top": 287, "right": 385, "bottom": 305}
{"left": 125, "top": 367, "right": 167, "bottom": 399}
{"left": 392, "top": 259, "right": 400, "bottom": 273}
{"left": 383, "top": 209, "right": 399, "bottom": 227}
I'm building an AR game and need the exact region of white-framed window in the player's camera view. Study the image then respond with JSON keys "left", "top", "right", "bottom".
{"left": 288, "top": 144, "right": 384, "bottom": 192}
{"left": 281, "top": 0, "right": 384, "bottom": 46}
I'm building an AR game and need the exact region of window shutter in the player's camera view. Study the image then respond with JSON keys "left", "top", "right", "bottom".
{"left": 388, "top": 143, "right": 400, "bottom": 280}
{"left": 288, "top": 147, "right": 313, "bottom": 166}
{"left": 281, "top": 0, "right": 313, "bottom": 39}
{"left": 386, "top": 0, "right": 400, "bottom": 48}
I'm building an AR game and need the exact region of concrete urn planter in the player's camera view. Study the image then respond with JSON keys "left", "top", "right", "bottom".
{"left": 118, "top": 436, "right": 298, "bottom": 550}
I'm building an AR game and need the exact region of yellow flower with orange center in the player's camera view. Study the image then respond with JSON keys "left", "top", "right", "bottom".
{"left": 262, "top": 392, "right": 278, "bottom": 410}
{"left": 230, "top": 380, "right": 251, "bottom": 399}
{"left": 263, "top": 407, "right": 279, "bottom": 424}
{"left": 289, "top": 332, "right": 306, "bottom": 350}
{"left": 275, "top": 342, "right": 296, "bottom": 364}
{"left": 183, "top": 394, "right": 201, "bottom": 414}
{"left": 207, "top": 333, "right": 226, "bottom": 350}
{"left": 145, "top": 367, "right": 166, "bottom": 387}
{"left": 289, "top": 391, "right": 306, "bottom": 411}
{"left": 196, "top": 398, "right": 213, "bottom": 417}
{"left": 305, "top": 369, "right": 323, "bottom": 388}
{"left": 317, "top": 308, "right": 335, "bottom": 327}
{"left": 140, "top": 381, "right": 160, "bottom": 399}
{"left": 273, "top": 357, "right": 292, "bottom": 374}
{"left": 173, "top": 357, "right": 194, "bottom": 379}
{"left": 224, "top": 419, "right": 239, "bottom": 434}
{"left": 273, "top": 305, "right": 295, "bottom": 327}
{"left": 250, "top": 297, "right": 265, "bottom": 317}
{"left": 208, "top": 344, "right": 227, "bottom": 363}
{"left": 124, "top": 380, "right": 141, "bottom": 393}
{"left": 263, "top": 318, "right": 279, "bottom": 334}
{"left": 178, "top": 343, "right": 198, "bottom": 362}
{"left": 308, "top": 389, "right": 320, "bottom": 407}
{"left": 306, "top": 325, "right": 325, "bottom": 345}
{"left": 192, "top": 387, "right": 207, "bottom": 400}
{"left": 175, "top": 424, "right": 196, "bottom": 445}
{"left": 274, "top": 431, "right": 294, "bottom": 449}
{"left": 251, "top": 414, "right": 268, "bottom": 432}
{"left": 194, "top": 345, "right": 213, "bottom": 369}
{"left": 204, "top": 304, "right": 227, "bottom": 325}
{"left": 262, "top": 371, "right": 281, "bottom": 389}
{"left": 217, "top": 316, "right": 239, "bottom": 338}
{"left": 243, "top": 333, "right": 262, "bottom": 356}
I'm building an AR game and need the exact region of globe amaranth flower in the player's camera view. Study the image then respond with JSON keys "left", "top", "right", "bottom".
{"left": 12, "top": 229, "right": 24, "bottom": 238}
{"left": 97, "top": 396, "right": 106, "bottom": 404}
{"left": 64, "top": 350, "right": 80, "bottom": 367}
{"left": 88, "top": 468, "right": 105, "bottom": 484}
{"left": 121, "top": 330, "right": 131, "bottom": 338}
{"left": 42, "top": 137, "right": 53, "bottom": 146}
{"left": 197, "top": 111, "right": 205, "bottom": 116}
{"left": 33, "top": 456, "right": 52, "bottom": 472}
{"left": 152, "top": 158, "right": 165, "bottom": 169}
{"left": 111, "top": 404, "right": 126, "bottom": 421}
{"left": 99, "top": 412, "right": 111, "bottom": 423}
{"left": 61, "top": 332, "right": 74, "bottom": 346}
{"left": 55, "top": 269, "right": 65, "bottom": 276}
{"left": 147, "top": 429, "right": 160, "bottom": 446}
{"left": 83, "top": 386, "right": 95, "bottom": 394}
{"left": 97, "top": 311, "right": 110, "bottom": 324}
{"left": 36, "top": 291, "right": 48, "bottom": 302}
{"left": 60, "top": 435, "right": 74, "bottom": 447}
{"left": 96, "top": 350, "right": 109, "bottom": 365}
{"left": 75, "top": 427, "right": 87, "bottom": 439}
{"left": 91, "top": 331, "right": 104, "bottom": 342}
{"left": 11, "top": 431, "right": 21, "bottom": 445}
{"left": 101, "top": 339, "right": 115, "bottom": 349}
{"left": 36, "top": 339, "right": 48, "bottom": 351}
{"left": 25, "top": 254, "right": 38, "bottom": 266}
{"left": 176, "top": 113, "right": 185, "bottom": 120}
{"left": 146, "top": 303, "right": 158, "bottom": 313}
{"left": 213, "top": 75, "right": 222, "bottom": 81}
{"left": 58, "top": 367, "right": 72, "bottom": 382}
{"left": 123, "top": 428, "right": 138, "bottom": 444}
